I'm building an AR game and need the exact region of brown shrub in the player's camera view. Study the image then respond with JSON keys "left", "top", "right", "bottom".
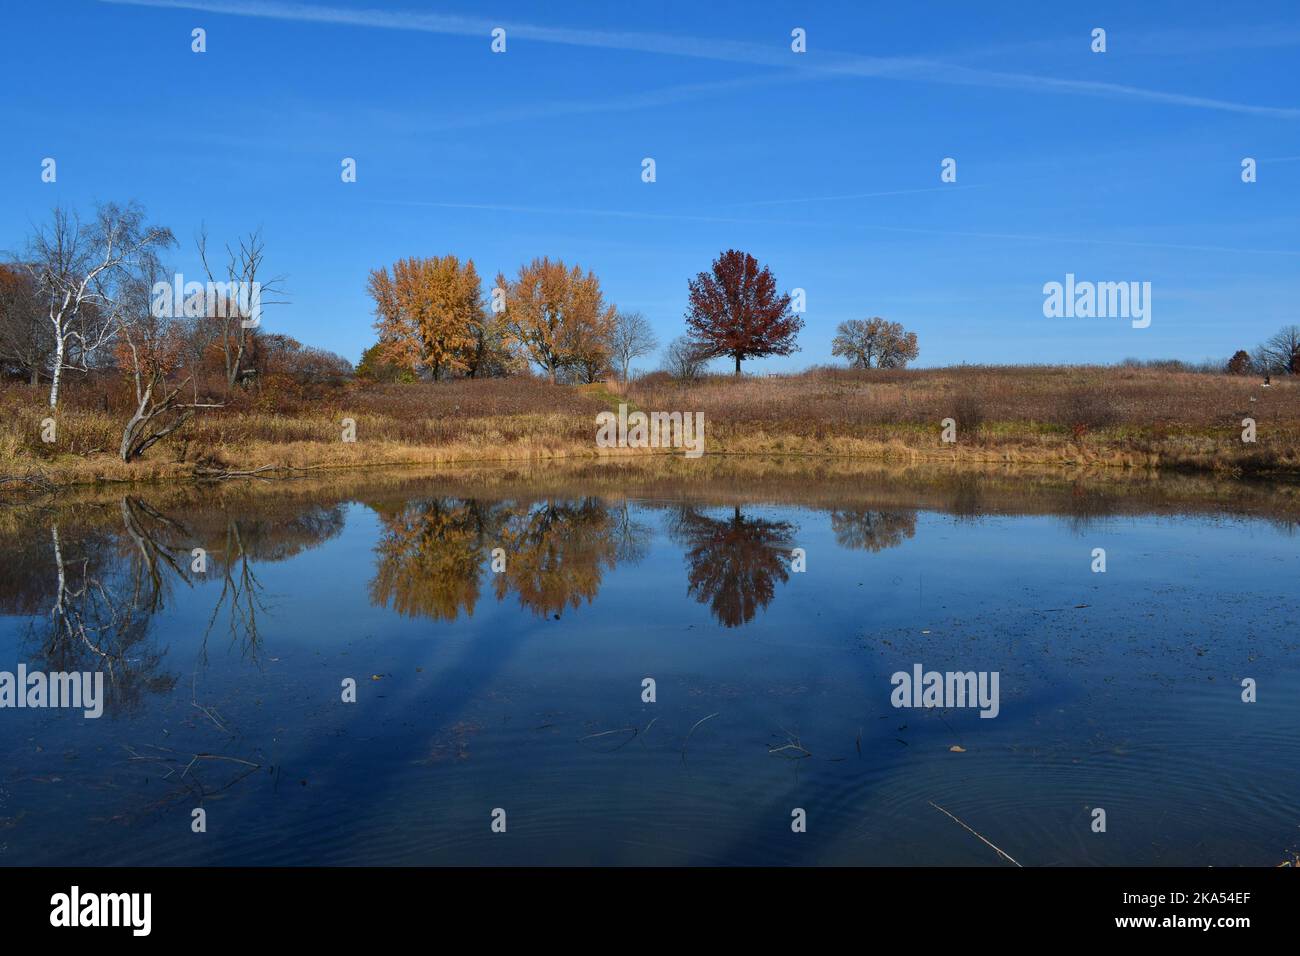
{"left": 951, "top": 392, "right": 986, "bottom": 437}
{"left": 1054, "top": 389, "right": 1120, "bottom": 438}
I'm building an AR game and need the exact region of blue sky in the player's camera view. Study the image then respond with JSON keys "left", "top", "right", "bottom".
{"left": 2, "top": 0, "right": 1298, "bottom": 371}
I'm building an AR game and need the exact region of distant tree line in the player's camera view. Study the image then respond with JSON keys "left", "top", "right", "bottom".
{"left": 7, "top": 199, "right": 1292, "bottom": 467}
{"left": 1239, "top": 326, "right": 1300, "bottom": 376}
{"left": 1123, "top": 326, "right": 1300, "bottom": 378}
{"left": 360, "top": 246, "right": 921, "bottom": 384}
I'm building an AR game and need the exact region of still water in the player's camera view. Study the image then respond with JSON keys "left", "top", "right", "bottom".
{"left": 1, "top": 460, "right": 1296, "bottom": 866}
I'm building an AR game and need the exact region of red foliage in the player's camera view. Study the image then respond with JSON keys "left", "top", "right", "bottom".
{"left": 684, "top": 249, "right": 803, "bottom": 375}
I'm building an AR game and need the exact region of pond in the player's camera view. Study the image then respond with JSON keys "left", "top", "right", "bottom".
{"left": 0, "top": 459, "right": 1296, "bottom": 866}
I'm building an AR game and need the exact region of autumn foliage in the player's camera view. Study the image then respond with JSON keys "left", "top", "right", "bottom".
{"left": 684, "top": 249, "right": 803, "bottom": 375}
{"left": 367, "top": 255, "right": 495, "bottom": 380}
{"left": 495, "top": 257, "right": 617, "bottom": 383}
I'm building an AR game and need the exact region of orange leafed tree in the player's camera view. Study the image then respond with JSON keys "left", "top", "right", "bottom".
{"left": 367, "top": 256, "right": 484, "bottom": 380}
{"left": 495, "top": 257, "right": 616, "bottom": 383}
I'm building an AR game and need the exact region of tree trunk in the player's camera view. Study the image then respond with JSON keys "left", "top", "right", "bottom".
{"left": 30, "top": 366, "right": 39, "bottom": 387}
{"left": 120, "top": 390, "right": 151, "bottom": 462}
{"left": 49, "top": 338, "right": 64, "bottom": 408}
{"left": 734, "top": 354, "right": 741, "bottom": 376}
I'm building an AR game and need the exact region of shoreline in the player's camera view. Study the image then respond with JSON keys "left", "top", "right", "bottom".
{"left": 5, "top": 454, "right": 1299, "bottom": 557}
{"left": 5, "top": 426, "right": 1300, "bottom": 493}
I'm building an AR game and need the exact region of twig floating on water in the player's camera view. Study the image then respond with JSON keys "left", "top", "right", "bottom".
{"left": 637, "top": 716, "right": 659, "bottom": 750}
{"left": 681, "top": 712, "right": 719, "bottom": 763}
{"left": 928, "top": 800, "right": 1023, "bottom": 867}
{"left": 578, "top": 726, "right": 639, "bottom": 753}
{"left": 768, "top": 728, "right": 812, "bottom": 759}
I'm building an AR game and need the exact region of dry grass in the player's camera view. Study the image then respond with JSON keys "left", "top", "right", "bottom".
{"left": 627, "top": 365, "right": 1300, "bottom": 475}
{"left": 629, "top": 364, "right": 1283, "bottom": 430}
{"left": 2, "top": 365, "right": 1297, "bottom": 488}
{"left": 0, "top": 377, "right": 616, "bottom": 485}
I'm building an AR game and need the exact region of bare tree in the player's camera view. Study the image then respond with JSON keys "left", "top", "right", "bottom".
{"left": 610, "top": 310, "right": 658, "bottom": 384}
{"left": 118, "top": 268, "right": 223, "bottom": 462}
{"left": 19, "top": 203, "right": 174, "bottom": 408}
{"left": 198, "top": 228, "right": 287, "bottom": 391}
{"left": 663, "top": 335, "right": 709, "bottom": 381}
{"left": 1253, "top": 325, "right": 1300, "bottom": 376}
{"left": 831, "top": 317, "right": 920, "bottom": 369}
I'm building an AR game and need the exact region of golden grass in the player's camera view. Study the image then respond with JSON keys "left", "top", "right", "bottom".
{"left": 2, "top": 366, "right": 1298, "bottom": 489}
{"left": 631, "top": 364, "right": 1287, "bottom": 429}
{"left": 629, "top": 366, "right": 1300, "bottom": 477}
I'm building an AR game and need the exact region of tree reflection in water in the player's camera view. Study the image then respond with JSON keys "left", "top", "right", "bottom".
{"left": 6, "top": 496, "right": 347, "bottom": 716}
{"left": 369, "top": 497, "right": 650, "bottom": 621}
{"left": 37, "top": 508, "right": 180, "bottom": 715}
{"left": 370, "top": 497, "right": 916, "bottom": 629}
{"left": 671, "top": 505, "right": 796, "bottom": 628}
{"left": 829, "top": 508, "right": 917, "bottom": 552}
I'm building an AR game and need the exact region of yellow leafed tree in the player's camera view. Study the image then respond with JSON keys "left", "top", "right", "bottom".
{"left": 496, "top": 257, "right": 616, "bottom": 383}
{"left": 367, "top": 256, "right": 484, "bottom": 379}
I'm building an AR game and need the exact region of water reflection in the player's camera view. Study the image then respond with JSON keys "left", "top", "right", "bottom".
{"left": 830, "top": 509, "right": 917, "bottom": 551}
{"left": 2, "top": 490, "right": 924, "bottom": 654}
{"left": 670, "top": 505, "right": 795, "bottom": 628}
{"left": 0, "top": 496, "right": 349, "bottom": 716}
{"left": 18, "top": 472, "right": 1282, "bottom": 649}
{"left": 370, "top": 497, "right": 648, "bottom": 620}
{"left": 39, "top": 515, "right": 177, "bottom": 715}
{"left": 370, "top": 499, "right": 491, "bottom": 621}
{"left": 0, "top": 462, "right": 1297, "bottom": 866}
{"left": 368, "top": 494, "right": 894, "bottom": 628}
{"left": 3, "top": 463, "right": 1296, "bottom": 653}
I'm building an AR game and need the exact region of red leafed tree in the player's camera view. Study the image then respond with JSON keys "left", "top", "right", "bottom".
{"left": 684, "top": 249, "right": 802, "bottom": 376}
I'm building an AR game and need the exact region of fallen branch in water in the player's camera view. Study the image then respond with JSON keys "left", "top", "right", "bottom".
{"left": 929, "top": 800, "right": 1023, "bottom": 867}
{"left": 191, "top": 669, "right": 231, "bottom": 736}
{"left": 192, "top": 463, "right": 316, "bottom": 481}
{"left": 0, "top": 472, "right": 57, "bottom": 494}
{"left": 123, "top": 744, "right": 263, "bottom": 804}
{"left": 768, "top": 727, "right": 812, "bottom": 759}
